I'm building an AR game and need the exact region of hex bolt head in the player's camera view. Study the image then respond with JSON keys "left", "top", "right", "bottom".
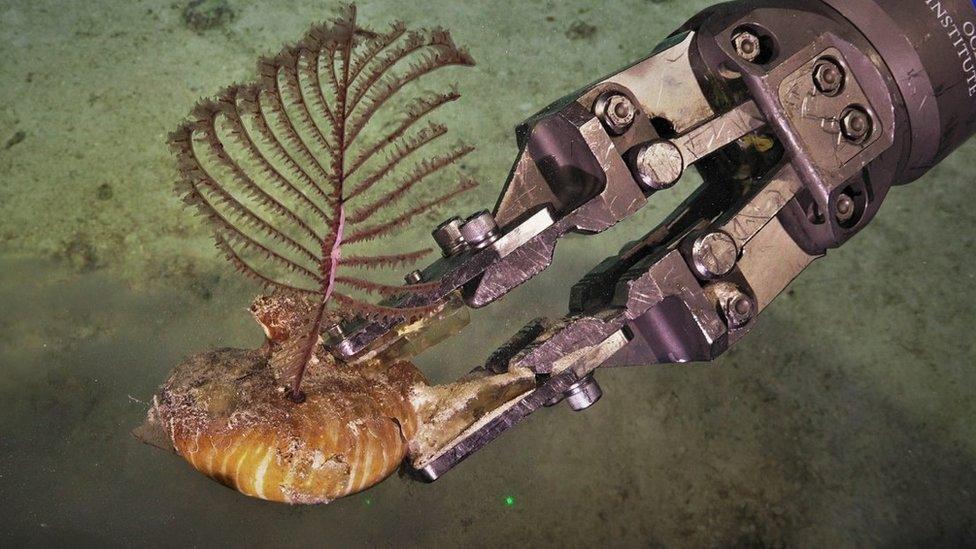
{"left": 404, "top": 270, "right": 423, "bottom": 284}
{"left": 632, "top": 140, "right": 684, "bottom": 190}
{"left": 432, "top": 216, "right": 466, "bottom": 256}
{"left": 564, "top": 375, "right": 603, "bottom": 411}
{"left": 691, "top": 231, "right": 739, "bottom": 280}
{"left": 732, "top": 30, "right": 762, "bottom": 63}
{"left": 835, "top": 193, "right": 856, "bottom": 224}
{"left": 724, "top": 291, "right": 756, "bottom": 329}
{"left": 840, "top": 106, "right": 872, "bottom": 144}
{"left": 813, "top": 58, "right": 845, "bottom": 96}
{"left": 459, "top": 210, "right": 500, "bottom": 250}
{"left": 596, "top": 93, "right": 637, "bottom": 135}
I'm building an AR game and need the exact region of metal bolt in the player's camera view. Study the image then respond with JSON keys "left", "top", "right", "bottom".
{"left": 840, "top": 106, "right": 872, "bottom": 143}
{"left": 813, "top": 58, "right": 845, "bottom": 96}
{"left": 691, "top": 231, "right": 739, "bottom": 280}
{"left": 405, "top": 270, "right": 423, "bottom": 284}
{"left": 724, "top": 291, "right": 755, "bottom": 329}
{"left": 459, "top": 211, "right": 500, "bottom": 250}
{"left": 564, "top": 375, "right": 603, "bottom": 411}
{"left": 543, "top": 393, "right": 564, "bottom": 407}
{"left": 835, "top": 193, "right": 856, "bottom": 224}
{"left": 632, "top": 140, "right": 684, "bottom": 190}
{"left": 432, "top": 216, "right": 466, "bottom": 256}
{"left": 732, "top": 30, "right": 762, "bottom": 63}
{"left": 596, "top": 93, "right": 636, "bottom": 134}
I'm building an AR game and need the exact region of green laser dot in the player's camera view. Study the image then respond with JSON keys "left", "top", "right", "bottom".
{"left": 365, "top": 498, "right": 372, "bottom": 506}
{"left": 504, "top": 496, "right": 515, "bottom": 507}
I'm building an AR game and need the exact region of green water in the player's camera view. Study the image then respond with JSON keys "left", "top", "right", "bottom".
{"left": 2, "top": 0, "right": 975, "bottom": 546}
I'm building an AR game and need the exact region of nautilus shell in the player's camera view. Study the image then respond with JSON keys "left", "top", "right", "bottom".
{"left": 151, "top": 349, "right": 423, "bottom": 503}
{"left": 147, "top": 294, "right": 426, "bottom": 503}
{"left": 141, "top": 293, "right": 535, "bottom": 504}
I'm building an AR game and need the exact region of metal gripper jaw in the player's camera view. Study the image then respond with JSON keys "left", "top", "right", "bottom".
{"left": 332, "top": 12, "right": 905, "bottom": 479}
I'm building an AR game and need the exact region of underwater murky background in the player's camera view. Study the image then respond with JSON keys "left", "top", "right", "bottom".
{"left": 2, "top": 0, "right": 975, "bottom": 546}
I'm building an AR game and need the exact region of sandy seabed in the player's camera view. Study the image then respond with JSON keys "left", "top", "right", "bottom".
{"left": 2, "top": 0, "right": 975, "bottom": 546}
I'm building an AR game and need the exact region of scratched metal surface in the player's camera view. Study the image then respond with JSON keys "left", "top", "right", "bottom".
{"left": 2, "top": 0, "right": 975, "bottom": 546}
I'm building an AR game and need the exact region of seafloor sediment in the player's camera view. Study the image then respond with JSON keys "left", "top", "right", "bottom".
{"left": 2, "top": 0, "right": 976, "bottom": 546}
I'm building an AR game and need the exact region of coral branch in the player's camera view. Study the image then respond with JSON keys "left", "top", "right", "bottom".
{"left": 345, "top": 121, "right": 448, "bottom": 202}
{"left": 345, "top": 89, "right": 460, "bottom": 178}
{"left": 218, "top": 88, "right": 333, "bottom": 223}
{"left": 345, "top": 47, "right": 474, "bottom": 146}
{"left": 235, "top": 87, "right": 335, "bottom": 212}
{"left": 332, "top": 291, "right": 438, "bottom": 322}
{"left": 343, "top": 248, "right": 433, "bottom": 269}
{"left": 347, "top": 144, "right": 474, "bottom": 224}
{"left": 214, "top": 233, "right": 322, "bottom": 295}
{"left": 345, "top": 178, "right": 477, "bottom": 244}
{"left": 348, "top": 22, "right": 407, "bottom": 83}
{"left": 335, "top": 276, "right": 440, "bottom": 297}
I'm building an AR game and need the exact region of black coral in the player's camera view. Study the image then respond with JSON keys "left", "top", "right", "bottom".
{"left": 170, "top": 5, "right": 476, "bottom": 399}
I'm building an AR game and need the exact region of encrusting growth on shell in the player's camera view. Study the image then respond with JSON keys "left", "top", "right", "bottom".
{"left": 142, "top": 292, "right": 535, "bottom": 503}
{"left": 149, "top": 291, "right": 424, "bottom": 503}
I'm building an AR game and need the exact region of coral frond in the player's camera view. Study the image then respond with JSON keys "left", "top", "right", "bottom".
{"left": 346, "top": 29, "right": 460, "bottom": 114}
{"left": 170, "top": 7, "right": 476, "bottom": 397}
{"left": 172, "top": 126, "right": 323, "bottom": 270}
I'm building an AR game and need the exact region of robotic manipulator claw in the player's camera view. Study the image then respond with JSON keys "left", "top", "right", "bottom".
{"left": 329, "top": 0, "right": 976, "bottom": 480}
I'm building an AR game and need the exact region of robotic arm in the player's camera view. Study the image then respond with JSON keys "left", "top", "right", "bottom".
{"left": 334, "top": 0, "right": 976, "bottom": 479}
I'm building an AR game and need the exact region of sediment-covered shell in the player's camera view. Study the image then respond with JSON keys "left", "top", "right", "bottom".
{"left": 150, "top": 347, "right": 424, "bottom": 503}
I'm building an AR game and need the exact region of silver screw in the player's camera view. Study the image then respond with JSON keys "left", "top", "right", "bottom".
{"left": 732, "top": 30, "right": 762, "bottom": 63}
{"left": 432, "top": 217, "right": 466, "bottom": 256}
{"left": 691, "top": 231, "right": 739, "bottom": 280}
{"left": 632, "top": 140, "right": 684, "bottom": 190}
{"left": 404, "top": 270, "right": 423, "bottom": 284}
{"left": 840, "top": 106, "right": 872, "bottom": 143}
{"left": 596, "top": 93, "right": 636, "bottom": 134}
{"left": 564, "top": 375, "right": 603, "bottom": 411}
{"left": 459, "top": 211, "right": 500, "bottom": 250}
{"left": 724, "top": 291, "right": 755, "bottom": 329}
{"left": 543, "top": 393, "right": 564, "bottom": 407}
{"left": 813, "top": 58, "right": 845, "bottom": 96}
{"left": 836, "top": 193, "right": 856, "bottom": 224}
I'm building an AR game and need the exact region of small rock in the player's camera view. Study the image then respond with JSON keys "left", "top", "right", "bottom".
{"left": 63, "top": 236, "right": 102, "bottom": 273}
{"left": 189, "top": 273, "right": 221, "bottom": 301}
{"left": 183, "top": 0, "right": 235, "bottom": 32}
{"left": 4, "top": 130, "right": 25, "bottom": 150}
{"left": 96, "top": 183, "right": 114, "bottom": 200}
{"left": 566, "top": 21, "right": 597, "bottom": 41}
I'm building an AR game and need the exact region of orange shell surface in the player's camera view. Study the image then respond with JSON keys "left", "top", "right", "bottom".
{"left": 151, "top": 348, "right": 423, "bottom": 504}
